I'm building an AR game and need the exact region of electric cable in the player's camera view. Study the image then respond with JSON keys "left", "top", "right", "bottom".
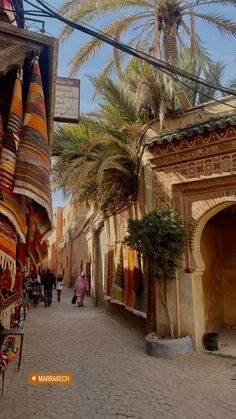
{"left": 33, "top": 0, "right": 236, "bottom": 97}
{"left": 22, "top": 0, "right": 236, "bottom": 109}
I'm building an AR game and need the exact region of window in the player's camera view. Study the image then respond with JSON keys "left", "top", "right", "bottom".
{"left": 67, "top": 256, "right": 69, "bottom": 267}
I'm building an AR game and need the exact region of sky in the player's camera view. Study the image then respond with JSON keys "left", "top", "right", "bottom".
{"left": 25, "top": 1, "right": 236, "bottom": 208}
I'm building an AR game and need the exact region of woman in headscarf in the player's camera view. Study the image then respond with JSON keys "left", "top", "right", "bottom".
{"left": 74, "top": 271, "right": 89, "bottom": 307}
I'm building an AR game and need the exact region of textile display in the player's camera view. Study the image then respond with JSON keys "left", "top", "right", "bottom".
{"left": 31, "top": 201, "right": 51, "bottom": 239}
{"left": 122, "top": 246, "right": 136, "bottom": 308}
{"left": 12, "top": 267, "right": 22, "bottom": 292}
{"left": 26, "top": 209, "right": 38, "bottom": 268}
{"left": 13, "top": 58, "right": 52, "bottom": 230}
{"left": 114, "top": 243, "right": 124, "bottom": 289}
{"left": 0, "top": 190, "right": 26, "bottom": 242}
{"left": 0, "top": 76, "right": 22, "bottom": 192}
{"left": 0, "top": 214, "right": 17, "bottom": 283}
{"left": 17, "top": 238, "right": 26, "bottom": 269}
{"left": 104, "top": 244, "right": 115, "bottom": 297}
{"left": 35, "top": 228, "right": 48, "bottom": 262}
{"left": 111, "top": 243, "right": 124, "bottom": 302}
{"left": 133, "top": 251, "right": 143, "bottom": 296}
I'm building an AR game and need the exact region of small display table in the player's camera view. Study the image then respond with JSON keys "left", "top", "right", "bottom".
{"left": 0, "top": 328, "right": 24, "bottom": 396}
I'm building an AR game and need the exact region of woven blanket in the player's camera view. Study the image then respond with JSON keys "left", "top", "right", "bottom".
{"left": 0, "top": 214, "right": 17, "bottom": 285}
{"left": 14, "top": 58, "right": 52, "bottom": 230}
{"left": 0, "top": 190, "right": 26, "bottom": 242}
{"left": 31, "top": 201, "right": 51, "bottom": 239}
{"left": 122, "top": 246, "right": 136, "bottom": 308}
{"left": 17, "top": 238, "right": 26, "bottom": 269}
{"left": 114, "top": 243, "right": 124, "bottom": 289}
{"left": 26, "top": 208, "right": 38, "bottom": 268}
{"left": 104, "top": 244, "right": 115, "bottom": 296}
{"left": 35, "top": 229, "right": 48, "bottom": 262}
{"left": 0, "top": 77, "right": 22, "bottom": 192}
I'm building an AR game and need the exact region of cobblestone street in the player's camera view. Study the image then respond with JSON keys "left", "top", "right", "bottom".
{"left": 1, "top": 288, "right": 236, "bottom": 419}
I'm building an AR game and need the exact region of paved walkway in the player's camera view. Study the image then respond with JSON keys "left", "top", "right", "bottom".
{"left": 1, "top": 288, "right": 236, "bottom": 419}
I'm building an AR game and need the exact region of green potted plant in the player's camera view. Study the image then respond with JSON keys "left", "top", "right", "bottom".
{"left": 125, "top": 209, "right": 192, "bottom": 357}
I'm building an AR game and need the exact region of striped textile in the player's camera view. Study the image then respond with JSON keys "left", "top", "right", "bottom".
{"left": 122, "top": 246, "right": 136, "bottom": 308}
{"left": 0, "top": 77, "right": 22, "bottom": 192}
{"left": 26, "top": 209, "right": 38, "bottom": 268}
{"left": 14, "top": 58, "right": 52, "bottom": 231}
{"left": 114, "top": 243, "right": 124, "bottom": 289}
{"left": 31, "top": 201, "right": 51, "bottom": 239}
{"left": 35, "top": 229, "right": 48, "bottom": 262}
{"left": 0, "top": 190, "right": 26, "bottom": 242}
{"left": 104, "top": 244, "right": 115, "bottom": 296}
{"left": 0, "top": 214, "right": 17, "bottom": 284}
{"left": 17, "top": 238, "right": 26, "bottom": 269}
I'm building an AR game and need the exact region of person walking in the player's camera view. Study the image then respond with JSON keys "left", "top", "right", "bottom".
{"left": 42, "top": 268, "right": 55, "bottom": 307}
{"left": 55, "top": 274, "right": 64, "bottom": 302}
{"left": 74, "top": 271, "right": 89, "bottom": 307}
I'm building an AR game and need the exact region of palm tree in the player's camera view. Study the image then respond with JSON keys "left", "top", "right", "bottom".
{"left": 174, "top": 47, "right": 226, "bottom": 105}
{"left": 52, "top": 70, "right": 179, "bottom": 214}
{"left": 59, "top": 0, "right": 236, "bottom": 75}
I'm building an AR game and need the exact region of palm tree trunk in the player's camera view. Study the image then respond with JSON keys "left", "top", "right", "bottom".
{"left": 154, "top": 0, "right": 161, "bottom": 57}
{"left": 189, "top": 8, "right": 197, "bottom": 72}
{"left": 163, "top": 22, "right": 178, "bottom": 64}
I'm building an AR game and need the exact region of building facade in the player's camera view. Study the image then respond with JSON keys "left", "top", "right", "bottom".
{"left": 85, "top": 96, "right": 236, "bottom": 350}
{"left": 48, "top": 202, "right": 90, "bottom": 287}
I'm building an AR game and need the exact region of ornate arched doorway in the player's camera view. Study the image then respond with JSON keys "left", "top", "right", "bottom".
{"left": 201, "top": 205, "right": 236, "bottom": 332}
{"left": 192, "top": 201, "right": 236, "bottom": 349}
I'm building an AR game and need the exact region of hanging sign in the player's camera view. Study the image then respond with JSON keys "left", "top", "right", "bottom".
{"left": 54, "top": 77, "right": 80, "bottom": 123}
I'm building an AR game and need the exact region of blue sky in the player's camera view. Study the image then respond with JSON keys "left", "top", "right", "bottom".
{"left": 29, "top": 1, "right": 236, "bottom": 207}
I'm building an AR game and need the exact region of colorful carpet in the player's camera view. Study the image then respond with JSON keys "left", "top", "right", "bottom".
{"left": 122, "top": 245, "right": 136, "bottom": 308}
{"left": 104, "top": 244, "right": 115, "bottom": 296}
{"left": 17, "top": 238, "right": 26, "bottom": 269}
{"left": 35, "top": 227, "right": 48, "bottom": 262}
{"left": 31, "top": 201, "right": 52, "bottom": 238}
{"left": 13, "top": 58, "right": 52, "bottom": 231}
{"left": 114, "top": 243, "right": 124, "bottom": 289}
{"left": 0, "top": 214, "right": 17, "bottom": 285}
{"left": 0, "top": 190, "right": 26, "bottom": 242}
{"left": 26, "top": 208, "right": 38, "bottom": 268}
{"left": 0, "top": 76, "right": 22, "bottom": 192}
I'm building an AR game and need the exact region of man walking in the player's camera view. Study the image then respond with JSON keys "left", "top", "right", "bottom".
{"left": 42, "top": 268, "right": 55, "bottom": 307}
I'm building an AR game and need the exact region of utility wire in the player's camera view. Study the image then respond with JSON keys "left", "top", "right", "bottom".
{"left": 33, "top": 0, "right": 236, "bottom": 97}
{"left": 23, "top": 0, "right": 236, "bottom": 109}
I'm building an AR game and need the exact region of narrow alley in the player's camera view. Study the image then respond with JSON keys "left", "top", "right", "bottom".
{"left": 1, "top": 288, "right": 236, "bottom": 419}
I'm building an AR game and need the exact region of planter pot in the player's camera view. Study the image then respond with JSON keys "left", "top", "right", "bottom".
{"left": 203, "top": 332, "right": 219, "bottom": 351}
{"left": 145, "top": 333, "right": 193, "bottom": 358}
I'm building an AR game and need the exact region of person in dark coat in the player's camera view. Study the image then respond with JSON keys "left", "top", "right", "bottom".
{"left": 42, "top": 268, "right": 56, "bottom": 307}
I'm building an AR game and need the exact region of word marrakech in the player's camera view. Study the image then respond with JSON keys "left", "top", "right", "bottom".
{"left": 28, "top": 373, "right": 72, "bottom": 384}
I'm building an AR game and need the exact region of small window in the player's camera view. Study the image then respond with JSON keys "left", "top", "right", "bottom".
{"left": 67, "top": 256, "right": 69, "bottom": 267}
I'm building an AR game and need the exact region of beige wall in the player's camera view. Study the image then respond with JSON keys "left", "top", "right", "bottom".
{"left": 48, "top": 201, "right": 90, "bottom": 286}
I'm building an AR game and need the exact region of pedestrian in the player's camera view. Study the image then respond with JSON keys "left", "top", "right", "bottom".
{"left": 42, "top": 268, "right": 56, "bottom": 307}
{"left": 56, "top": 274, "right": 64, "bottom": 302}
{"left": 74, "top": 271, "right": 89, "bottom": 307}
